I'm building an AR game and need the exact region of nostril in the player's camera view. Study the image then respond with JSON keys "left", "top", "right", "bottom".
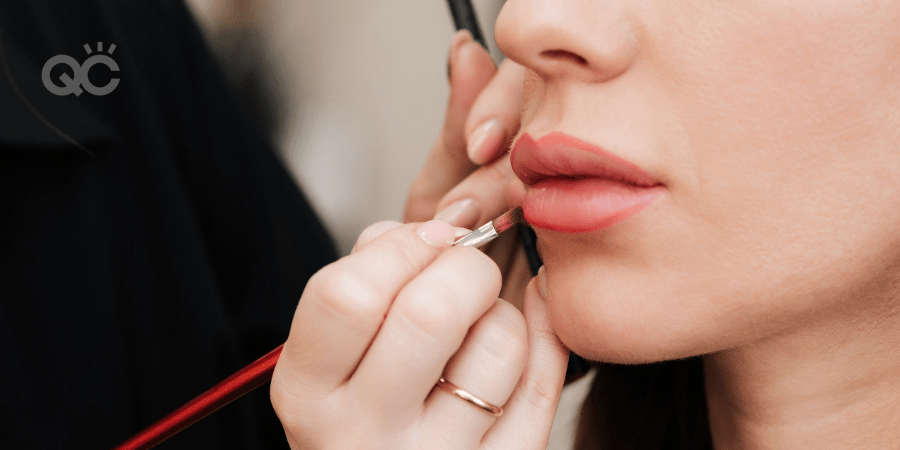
{"left": 540, "top": 49, "right": 588, "bottom": 66}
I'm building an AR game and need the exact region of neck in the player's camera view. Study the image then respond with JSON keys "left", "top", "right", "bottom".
{"left": 704, "top": 296, "right": 900, "bottom": 449}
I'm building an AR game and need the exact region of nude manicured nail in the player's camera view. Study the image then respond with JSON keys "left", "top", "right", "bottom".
{"left": 467, "top": 118, "right": 505, "bottom": 164}
{"left": 537, "top": 266, "right": 549, "bottom": 299}
{"left": 434, "top": 198, "right": 481, "bottom": 228}
{"left": 415, "top": 220, "right": 457, "bottom": 249}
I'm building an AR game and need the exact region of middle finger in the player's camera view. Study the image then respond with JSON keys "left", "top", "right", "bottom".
{"left": 347, "top": 246, "right": 502, "bottom": 419}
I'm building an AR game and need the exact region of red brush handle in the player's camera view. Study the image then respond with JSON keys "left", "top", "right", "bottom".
{"left": 112, "top": 344, "right": 284, "bottom": 450}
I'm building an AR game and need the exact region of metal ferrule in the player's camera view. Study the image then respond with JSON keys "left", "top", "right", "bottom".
{"left": 453, "top": 221, "right": 499, "bottom": 248}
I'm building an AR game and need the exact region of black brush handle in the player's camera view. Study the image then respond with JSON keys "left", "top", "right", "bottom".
{"left": 446, "top": 0, "right": 488, "bottom": 49}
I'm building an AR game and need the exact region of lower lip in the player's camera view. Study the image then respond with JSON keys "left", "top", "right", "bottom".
{"left": 523, "top": 178, "right": 665, "bottom": 233}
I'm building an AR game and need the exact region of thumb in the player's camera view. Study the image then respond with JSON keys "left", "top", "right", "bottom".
{"left": 481, "top": 268, "right": 570, "bottom": 450}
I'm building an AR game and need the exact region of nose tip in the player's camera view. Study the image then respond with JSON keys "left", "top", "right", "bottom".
{"left": 495, "top": 0, "right": 635, "bottom": 83}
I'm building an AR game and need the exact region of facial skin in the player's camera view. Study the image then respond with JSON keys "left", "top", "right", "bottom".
{"left": 495, "top": 0, "right": 900, "bottom": 363}
{"left": 495, "top": 1, "right": 900, "bottom": 447}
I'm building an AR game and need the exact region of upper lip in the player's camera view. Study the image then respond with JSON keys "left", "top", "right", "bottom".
{"left": 511, "top": 132, "right": 660, "bottom": 187}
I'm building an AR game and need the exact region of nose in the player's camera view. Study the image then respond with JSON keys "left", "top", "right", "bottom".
{"left": 495, "top": 0, "right": 636, "bottom": 83}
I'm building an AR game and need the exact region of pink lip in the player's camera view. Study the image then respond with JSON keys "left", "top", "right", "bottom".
{"left": 511, "top": 132, "right": 665, "bottom": 233}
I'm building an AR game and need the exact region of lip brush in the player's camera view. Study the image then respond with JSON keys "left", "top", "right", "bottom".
{"left": 454, "top": 207, "right": 524, "bottom": 247}
{"left": 112, "top": 210, "right": 526, "bottom": 450}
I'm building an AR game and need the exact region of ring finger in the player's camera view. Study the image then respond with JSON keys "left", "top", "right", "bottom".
{"left": 420, "top": 299, "right": 528, "bottom": 448}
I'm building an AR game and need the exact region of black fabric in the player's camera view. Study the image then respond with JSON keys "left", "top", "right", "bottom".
{"left": 0, "top": 1, "right": 338, "bottom": 448}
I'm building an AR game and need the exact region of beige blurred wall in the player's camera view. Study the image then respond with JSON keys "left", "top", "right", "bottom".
{"left": 187, "top": 0, "right": 503, "bottom": 255}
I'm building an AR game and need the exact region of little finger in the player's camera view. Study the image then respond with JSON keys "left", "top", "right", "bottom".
{"left": 481, "top": 273, "right": 570, "bottom": 450}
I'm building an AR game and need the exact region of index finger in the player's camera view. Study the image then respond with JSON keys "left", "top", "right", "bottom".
{"left": 274, "top": 221, "right": 457, "bottom": 396}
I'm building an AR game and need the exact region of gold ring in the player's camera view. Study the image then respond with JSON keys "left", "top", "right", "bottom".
{"left": 435, "top": 377, "right": 503, "bottom": 417}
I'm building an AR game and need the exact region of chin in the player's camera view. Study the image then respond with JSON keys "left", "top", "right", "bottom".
{"left": 547, "top": 297, "right": 706, "bottom": 365}
{"left": 540, "top": 247, "right": 737, "bottom": 365}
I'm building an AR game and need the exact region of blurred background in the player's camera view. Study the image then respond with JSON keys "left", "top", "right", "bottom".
{"left": 184, "top": 0, "right": 505, "bottom": 255}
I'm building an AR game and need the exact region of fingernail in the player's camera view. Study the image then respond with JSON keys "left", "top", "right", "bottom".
{"left": 434, "top": 198, "right": 481, "bottom": 228}
{"left": 537, "top": 266, "right": 549, "bottom": 299}
{"left": 448, "top": 30, "right": 473, "bottom": 81}
{"left": 467, "top": 118, "right": 505, "bottom": 164}
{"left": 416, "top": 220, "right": 457, "bottom": 249}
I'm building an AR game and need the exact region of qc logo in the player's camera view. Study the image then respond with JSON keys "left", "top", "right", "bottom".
{"left": 42, "top": 42, "right": 119, "bottom": 96}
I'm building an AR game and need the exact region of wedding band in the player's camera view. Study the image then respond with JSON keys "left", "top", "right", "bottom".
{"left": 435, "top": 377, "right": 504, "bottom": 417}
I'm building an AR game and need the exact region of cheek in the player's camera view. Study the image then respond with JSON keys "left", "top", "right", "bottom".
{"left": 669, "top": 1, "right": 900, "bottom": 281}
{"left": 654, "top": 0, "right": 900, "bottom": 302}
{"left": 656, "top": 0, "right": 900, "bottom": 175}
{"left": 520, "top": 70, "right": 544, "bottom": 129}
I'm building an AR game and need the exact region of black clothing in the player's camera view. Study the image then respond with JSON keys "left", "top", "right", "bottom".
{"left": 0, "top": 1, "right": 337, "bottom": 448}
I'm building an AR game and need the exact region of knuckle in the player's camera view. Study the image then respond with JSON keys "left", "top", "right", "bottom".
{"left": 396, "top": 282, "right": 462, "bottom": 338}
{"left": 359, "top": 221, "right": 402, "bottom": 241}
{"left": 308, "top": 267, "right": 384, "bottom": 321}
{"left": 475, "top": 303, "right": 528, "bottom": 364}
{"left": 370, "top": 230, "right": 434, "bottom": 272}
{"left": 355, "top": 221, "right": 404, "bottom": 251}
{"left": 459, "top": 247, "right": 503, "bottom": 292}
{"left": 517, "top": 367, "right": 563, "bottom": 412}
{"left": 436, "top": 247, "right": 504, "bottom": 306}
{"left": 269, "top": 384, "right": 288, "bottom": 418}
{"left": 270, "top": 381, "right": 312, "bottom": 437}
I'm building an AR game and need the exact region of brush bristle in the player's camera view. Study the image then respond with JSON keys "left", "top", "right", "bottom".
{"left": 491, "top": 207, "right": 525, "bottom": 233}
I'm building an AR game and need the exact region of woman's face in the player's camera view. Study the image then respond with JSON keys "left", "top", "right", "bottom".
{"left": 495, "top": 0, "right": 900, "bottom": 363}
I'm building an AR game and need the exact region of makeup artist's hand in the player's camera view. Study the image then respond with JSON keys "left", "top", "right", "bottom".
{"left": 270, "top": 221, "right": 569, "bottom": 450}
{"left": 403, "top": 30, "right": 532, "bottom": 310}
